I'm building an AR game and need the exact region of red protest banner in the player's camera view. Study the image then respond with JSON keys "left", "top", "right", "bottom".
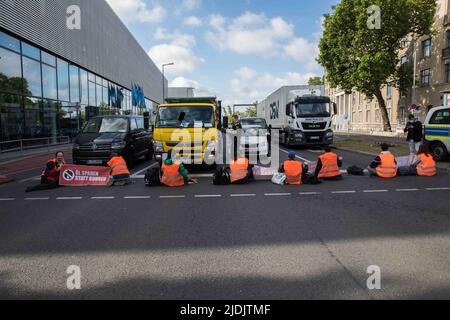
{"left": 59, "top": 165, "right": 111, "bottom": 186}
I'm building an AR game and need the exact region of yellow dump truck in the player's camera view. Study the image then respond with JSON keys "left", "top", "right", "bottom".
{"left": 152, "top": 97, "right": 223, "bottom": 165}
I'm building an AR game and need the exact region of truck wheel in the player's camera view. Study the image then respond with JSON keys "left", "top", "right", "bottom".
{"left": 430, "top": 142, "right": 448, "bottom": 161}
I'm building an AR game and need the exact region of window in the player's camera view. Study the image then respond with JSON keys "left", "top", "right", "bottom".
{"left": 0, "top": 31, "right": 20, "bottom": 53}
{"left": 400, "top": 36, "right": 409, "bottom": 48}
{"left": 0, "top": 93, "right": 23, "bottom": 141}
{"left": 430, "top": 109, "right": 450, "bottom": 125}
{"left": 22, "top": 56, "right": 42, "bottom": 97}
{"left": 88, "top": 80, "right": 96, "bottom": 106}
{"left": 41, "top": 51, "right": 56, "bottom": 67}
{"left": 387, "top": 85, "right": 393, "bottom": 99}
{"left": 88, "top": 73, "right": 95, "bottom": 82}
{"left": 42, "top": 99, "right": 59, "bottom": 137}
{"left": 24, "top": 97, "right": 42, "bottom": 138}
{"left": 69, "top": 65, "right": 80, "bottom": 103}
{"left": 420, "top": 69, "right": 431, "bottom": 86}
{"left": 447, "top": 30, "right": 450, "bottom": 48}
{"left": 57, "top": 58, "right": 69, "bottom": 102}
{"left": 80, "top": 69, "right": 88, "bottom": 105}
{"left": 21, "top": 43, "right": 40, "bottom": 60}
{"left": 130, "top": 118, "right": 138, "bottom": 131}
{"left": 42, "top": 64, "right": 57, "bottom": 100}
{"left": 422, "top": 39, "right": 432, "bottom": 58}
{"left": 0, "top": 47, "right": 22, "bottom": 94}
{"left": 366, "top": 110, "right": 371, "bottom": 123}
{"left": 400, "top": 55, "right": 408, "bottom": 65}
{"left": 136, "top": 117, "right": 145, "bottom": 129}
{"left": 446, "top": 63, "right": 450, "bottom": 83}
{"left": 96, "top": 83, "right": 103, "bottom": 106}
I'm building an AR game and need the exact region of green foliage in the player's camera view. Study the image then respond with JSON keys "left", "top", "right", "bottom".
{"left": 308, "top": 76, "right": 325, "bottom": 86}
{"left": 318, "top": 0, "right": 436, "bottom": 131}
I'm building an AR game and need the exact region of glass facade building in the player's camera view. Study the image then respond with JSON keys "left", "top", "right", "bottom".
{"left": 0, "top": 29, "right": 158, "bottom": 142}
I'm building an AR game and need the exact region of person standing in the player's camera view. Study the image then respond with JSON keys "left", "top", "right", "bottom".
{"left": 26, "top": 151, "right": 66, "bottom": 192}
{"left": 279, "top": 151, "right": 308, "bottom": 185}
{"left": 404, "top": 114, "right": 423, "bottom": 164}
{"left": 230, "top": 114, "right": 242, "bottom": 160}
{"left": 315, "top": 146, "right": 343, "bottom": 180}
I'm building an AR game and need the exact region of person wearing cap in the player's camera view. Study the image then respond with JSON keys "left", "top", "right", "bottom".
{"left": 314, "top": 146, "right": 343, "bottom": 180}
{"left": 107, "top": 152, "right": 132, "bottom": 186}
{"left": 368, "top": 143, "right": 398, "bottom": 178}
{"left": 279, "top": 151, "right": 308, "bottom": 185}
{"left": 404, "top": 114, "right": 423, "bottom": 165}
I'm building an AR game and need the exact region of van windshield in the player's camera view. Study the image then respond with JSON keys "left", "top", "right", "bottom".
{"left": 156, "top": 106, "right": 214, "bottom": 128}
{"left": 83, "top": 118, "right": 128, "bottom": 133}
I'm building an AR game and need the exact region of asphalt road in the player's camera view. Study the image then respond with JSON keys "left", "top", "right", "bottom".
{"left": 0, "top": 147, "right": 449, "bottom": 300}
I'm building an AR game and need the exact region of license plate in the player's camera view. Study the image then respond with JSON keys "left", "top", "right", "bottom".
{"left": 87, "top": 160, "right": 103, "bottom": 165}
{"left": 310, "top": 136, "right": 320, "bottom": 140}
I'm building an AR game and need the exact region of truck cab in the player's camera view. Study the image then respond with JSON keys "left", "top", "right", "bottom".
{"left": 282, "top": 94, "right": 337, "bottom": 147}
{"left": 152, "top": 97, "right": 222, "bottom": 165}
{"left": 424, "top": 106, "right": 450, "bottom": 161}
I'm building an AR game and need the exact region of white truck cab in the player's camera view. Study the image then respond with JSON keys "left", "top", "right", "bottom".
{"left": 424, "top": 106, "right": 450, "bottom": 161}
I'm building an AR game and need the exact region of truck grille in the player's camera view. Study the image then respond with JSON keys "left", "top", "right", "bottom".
{"left": 79, "top": 143, "right": 112, "bottom": 151}
{"left": 302, "top": 122, "right": 327, "bottom": 130}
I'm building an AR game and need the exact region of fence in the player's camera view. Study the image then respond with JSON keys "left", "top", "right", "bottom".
{"left": 0, "top": 136, "right": 71, "bottom": 155}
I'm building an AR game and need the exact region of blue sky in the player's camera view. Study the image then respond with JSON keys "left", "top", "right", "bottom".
{"left": 106, "top": 0, "right": 338, "bottom": 106}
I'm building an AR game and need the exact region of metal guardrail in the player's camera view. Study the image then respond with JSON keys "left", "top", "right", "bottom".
{"left": 0, "top": 136, "right": 71, "bottom": 155}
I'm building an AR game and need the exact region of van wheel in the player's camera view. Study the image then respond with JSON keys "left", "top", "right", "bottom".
{"left": 125, "top": 152, "right": 135, "bottom": 169}
{"left": 430, "top": 142, "right": 448, "bottom": 161}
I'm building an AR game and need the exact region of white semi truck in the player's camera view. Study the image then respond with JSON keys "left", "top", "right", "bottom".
{"left": 257, "top": 85, "right": 337, "bottom": 147}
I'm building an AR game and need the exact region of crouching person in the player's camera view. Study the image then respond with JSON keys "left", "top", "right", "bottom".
{"left": 280, "top": 151, "right": 308, "bottom": 185}
{"left": 107, "top": 152, "right": 131, "bottom": 186}
{"left": 26, "top": 151, "right": 66, "bottom": 192}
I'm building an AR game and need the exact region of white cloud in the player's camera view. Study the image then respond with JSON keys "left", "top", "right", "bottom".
{"left": 205, "top": 12, "right": 294, "bottom": 56}
{"left": 184, "top": 16, "right": 203, "bottom": 27}
{"left": 106, "top": 0, "right": 166, "bottom": 24}
{"left": 170, "top": 77, "right": 217, "bottom": 97}
{"left": 154, "top": 28, "right": 196, "bottom": 47}
{"left": 182, "top": 0, "right": 202, "bottom": 10}
{"left": 228, "top": 67, "right": 317, "bottom": 104}
{"left": 148, "top": 44, "right": 204, "bottom": 75}
{"left": 283, "top": 38, "right": 320, "bottom": 71}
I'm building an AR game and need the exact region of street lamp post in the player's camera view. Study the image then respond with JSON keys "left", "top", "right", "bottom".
{"left": 162, "top": 63, "right": 174, "bottom": 103}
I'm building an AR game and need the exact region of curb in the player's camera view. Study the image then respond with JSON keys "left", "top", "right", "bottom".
{"left": 0, "top": 175, "right": 14, "bottom": 185}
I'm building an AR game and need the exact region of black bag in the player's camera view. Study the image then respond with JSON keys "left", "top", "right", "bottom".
{"left": 304, "top": 175, "right": 322, "bottom": 185}
{"left": 213, "top": 167, "right": 230, "bottom": 185}
{"left": 145, "top": 165, "right": 161, "bottom": 187}
{"left": 398, "top": 166, "right": 417, "bottom": 176}
{"left": 347, "top": 166, "right": 365, "bottom": 176}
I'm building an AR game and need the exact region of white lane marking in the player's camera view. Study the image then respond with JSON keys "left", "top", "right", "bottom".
{"left": 299, "top": 192, "right": 322, "bottom": 195}
{"left": 25, "top": 197, "right": 50, "bottom": 201}
{"left": 0, "top": 198, "right": 15, "bottom": 201}
{"left": 124, "top": 196, "right": 151, "bottom": 199}
{"left": 264, "top": 193, "right": 292, "bottom": 196}
{"left": 195, "top": 194, "right": 222, "bottom": 198}
{"left": 56, "top": 197, "right": 83, "bottom": 200}
{"left": 131, "top": 162, "right": 159, "bottom": 177}
{"left": 363, "top": 190, "right": 389, "bottom": 193}
{"left": 426, "top": 187, "right": 450, "bottom": 191}
{"left": 280, "top": 149, "right": 312, "bottom": 164}
{"left": 91, "top": 196, "right": 115, "bottom": 200}
{"left": 160, "top": 195, "right": 186, "bottom": 199}
{"left": 190, "top": 174, "right": 214, "bottom": 178}
{"left": 396, "top": 189, "right": 419, "bottom": 192}
{"left": 332, "top": 191, "right": 357, "bottom": 194}
{"left": 230, "top": 194, "right": 256, "bottom": 197}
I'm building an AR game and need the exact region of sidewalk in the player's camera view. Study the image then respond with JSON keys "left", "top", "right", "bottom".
{"left": 0, "top": 147, "right": 72, "bottom": 185}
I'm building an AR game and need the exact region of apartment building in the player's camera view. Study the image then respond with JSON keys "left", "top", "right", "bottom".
{"left": 326, "top": 0, "right": 450, "bottom": 133}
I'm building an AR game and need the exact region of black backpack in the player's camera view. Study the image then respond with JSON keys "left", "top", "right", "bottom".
{"left": 347, "top": 166, "right": 365, "bottom": 176}
{"left": 145, "top": 165, "right": 161, "bottom": 187}
{"left": 213, "top": 167, "right": 230, "bottom": 185}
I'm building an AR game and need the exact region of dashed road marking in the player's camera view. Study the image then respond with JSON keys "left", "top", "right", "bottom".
{"left": 160, "top": 195, "right": 186, "bottom": 199}
{"left": 0, "top": 198, "right": 15, "bottom": 201}
{"left": 299, "top": 192, "right": 322, "bottom": 195}
{"left": 25, "top": 197, "right": 50, "bottom": 201}
{"left": 264, "top": 193, "right": 292, "bottom": 196}
{"left": 91, "top": 196, "right": 115, "bottom": 200}
{"left": 332, "top": 191, "right": 357, "bottom": 194}
{"left": 230, "top": 194, "right": 256, "bottom": 197}
{"left": 363, "top": 190, "right": 389, "bottom": 193}
{"left": 396, "top": 189, "right": 420, "bottom": 192}
{"left": 124, "top": 196, "right": 151, "bottom": 199}
{"left": 195, "top": 194, "right": 222, "bottom": 198}
{"left": 426, "top": 187, "right": 450, "bottom": 191}
{"left": 56, "top": 197, "right": 83, "bottom": 200}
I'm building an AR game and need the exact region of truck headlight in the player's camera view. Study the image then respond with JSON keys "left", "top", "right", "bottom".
{"left": 325, "top": 131, "right": 334, "bottom": 138}
{"left": 111, "top": 142, "right": 126, "bottom": 150}
{"left": 294, "top": 132, "right": 304, "bottom": 138}
{"left": 153, "top": 141, "right": 164, "bottom": 153}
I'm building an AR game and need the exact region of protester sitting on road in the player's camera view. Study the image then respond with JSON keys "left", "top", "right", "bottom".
{"left": 279, "top": 151, "right": 308, "bottom": 185}
{"left": 160, "top": 152, "right": 196, "bottom": 187}
{"left": 25, "top": 151, "right": 66, "bottom": 192}
{"left": 413, "top": 145, "right": 437, "bottom": 177}
{"left": 230, "top": 153, "right": 254, "bottom": 185}
{"left": 368, "top": 143, "right": 398, "bottom": 178}
{"left": 107, "top": 152, "right": 132, "bottom": 186}
{"left": 315, "top": 146, "right": 343, "bottom": 180}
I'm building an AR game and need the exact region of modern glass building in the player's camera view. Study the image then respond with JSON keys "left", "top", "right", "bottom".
{"left": 0, "top": 0, "right": 166, "bottom": 142}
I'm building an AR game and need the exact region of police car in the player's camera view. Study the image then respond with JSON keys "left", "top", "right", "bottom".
{"left": 424, "top": 106, "right": 450, "bottom": 161}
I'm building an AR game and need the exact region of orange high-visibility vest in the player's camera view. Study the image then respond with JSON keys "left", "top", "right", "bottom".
{"left": 41, "top": 158, "right": 66, "bottom": 181}
{"left": 376, "top": 153, "right": 397, "bottom": 179}
{"left": 318, "top": 152, "right": 341, "bottom": 178}
{"left": 108, "top": 156, "right": 130, "bottom": 177}
{"left": 230, "top": 158, "right": 249, "bottom": 183}
{"left": 417, "top": 154, "right": 436, "bottom": 177}
{"left": 284, "top": 160, "right": 303, "bottom": 185}
{"left": 161, "top": 161, "right": 185, "bottom": 187}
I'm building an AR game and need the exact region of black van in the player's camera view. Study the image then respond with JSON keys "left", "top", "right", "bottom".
{"left": 72, "top": 115, "right": 153, "bottom": 167}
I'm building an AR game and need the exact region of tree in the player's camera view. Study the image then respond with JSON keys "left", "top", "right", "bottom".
{"left": 318, "top": 0, "right": 436, "bottom": 131}
{"left": 308, "top": 76, "right": 324, "bottom": 86}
